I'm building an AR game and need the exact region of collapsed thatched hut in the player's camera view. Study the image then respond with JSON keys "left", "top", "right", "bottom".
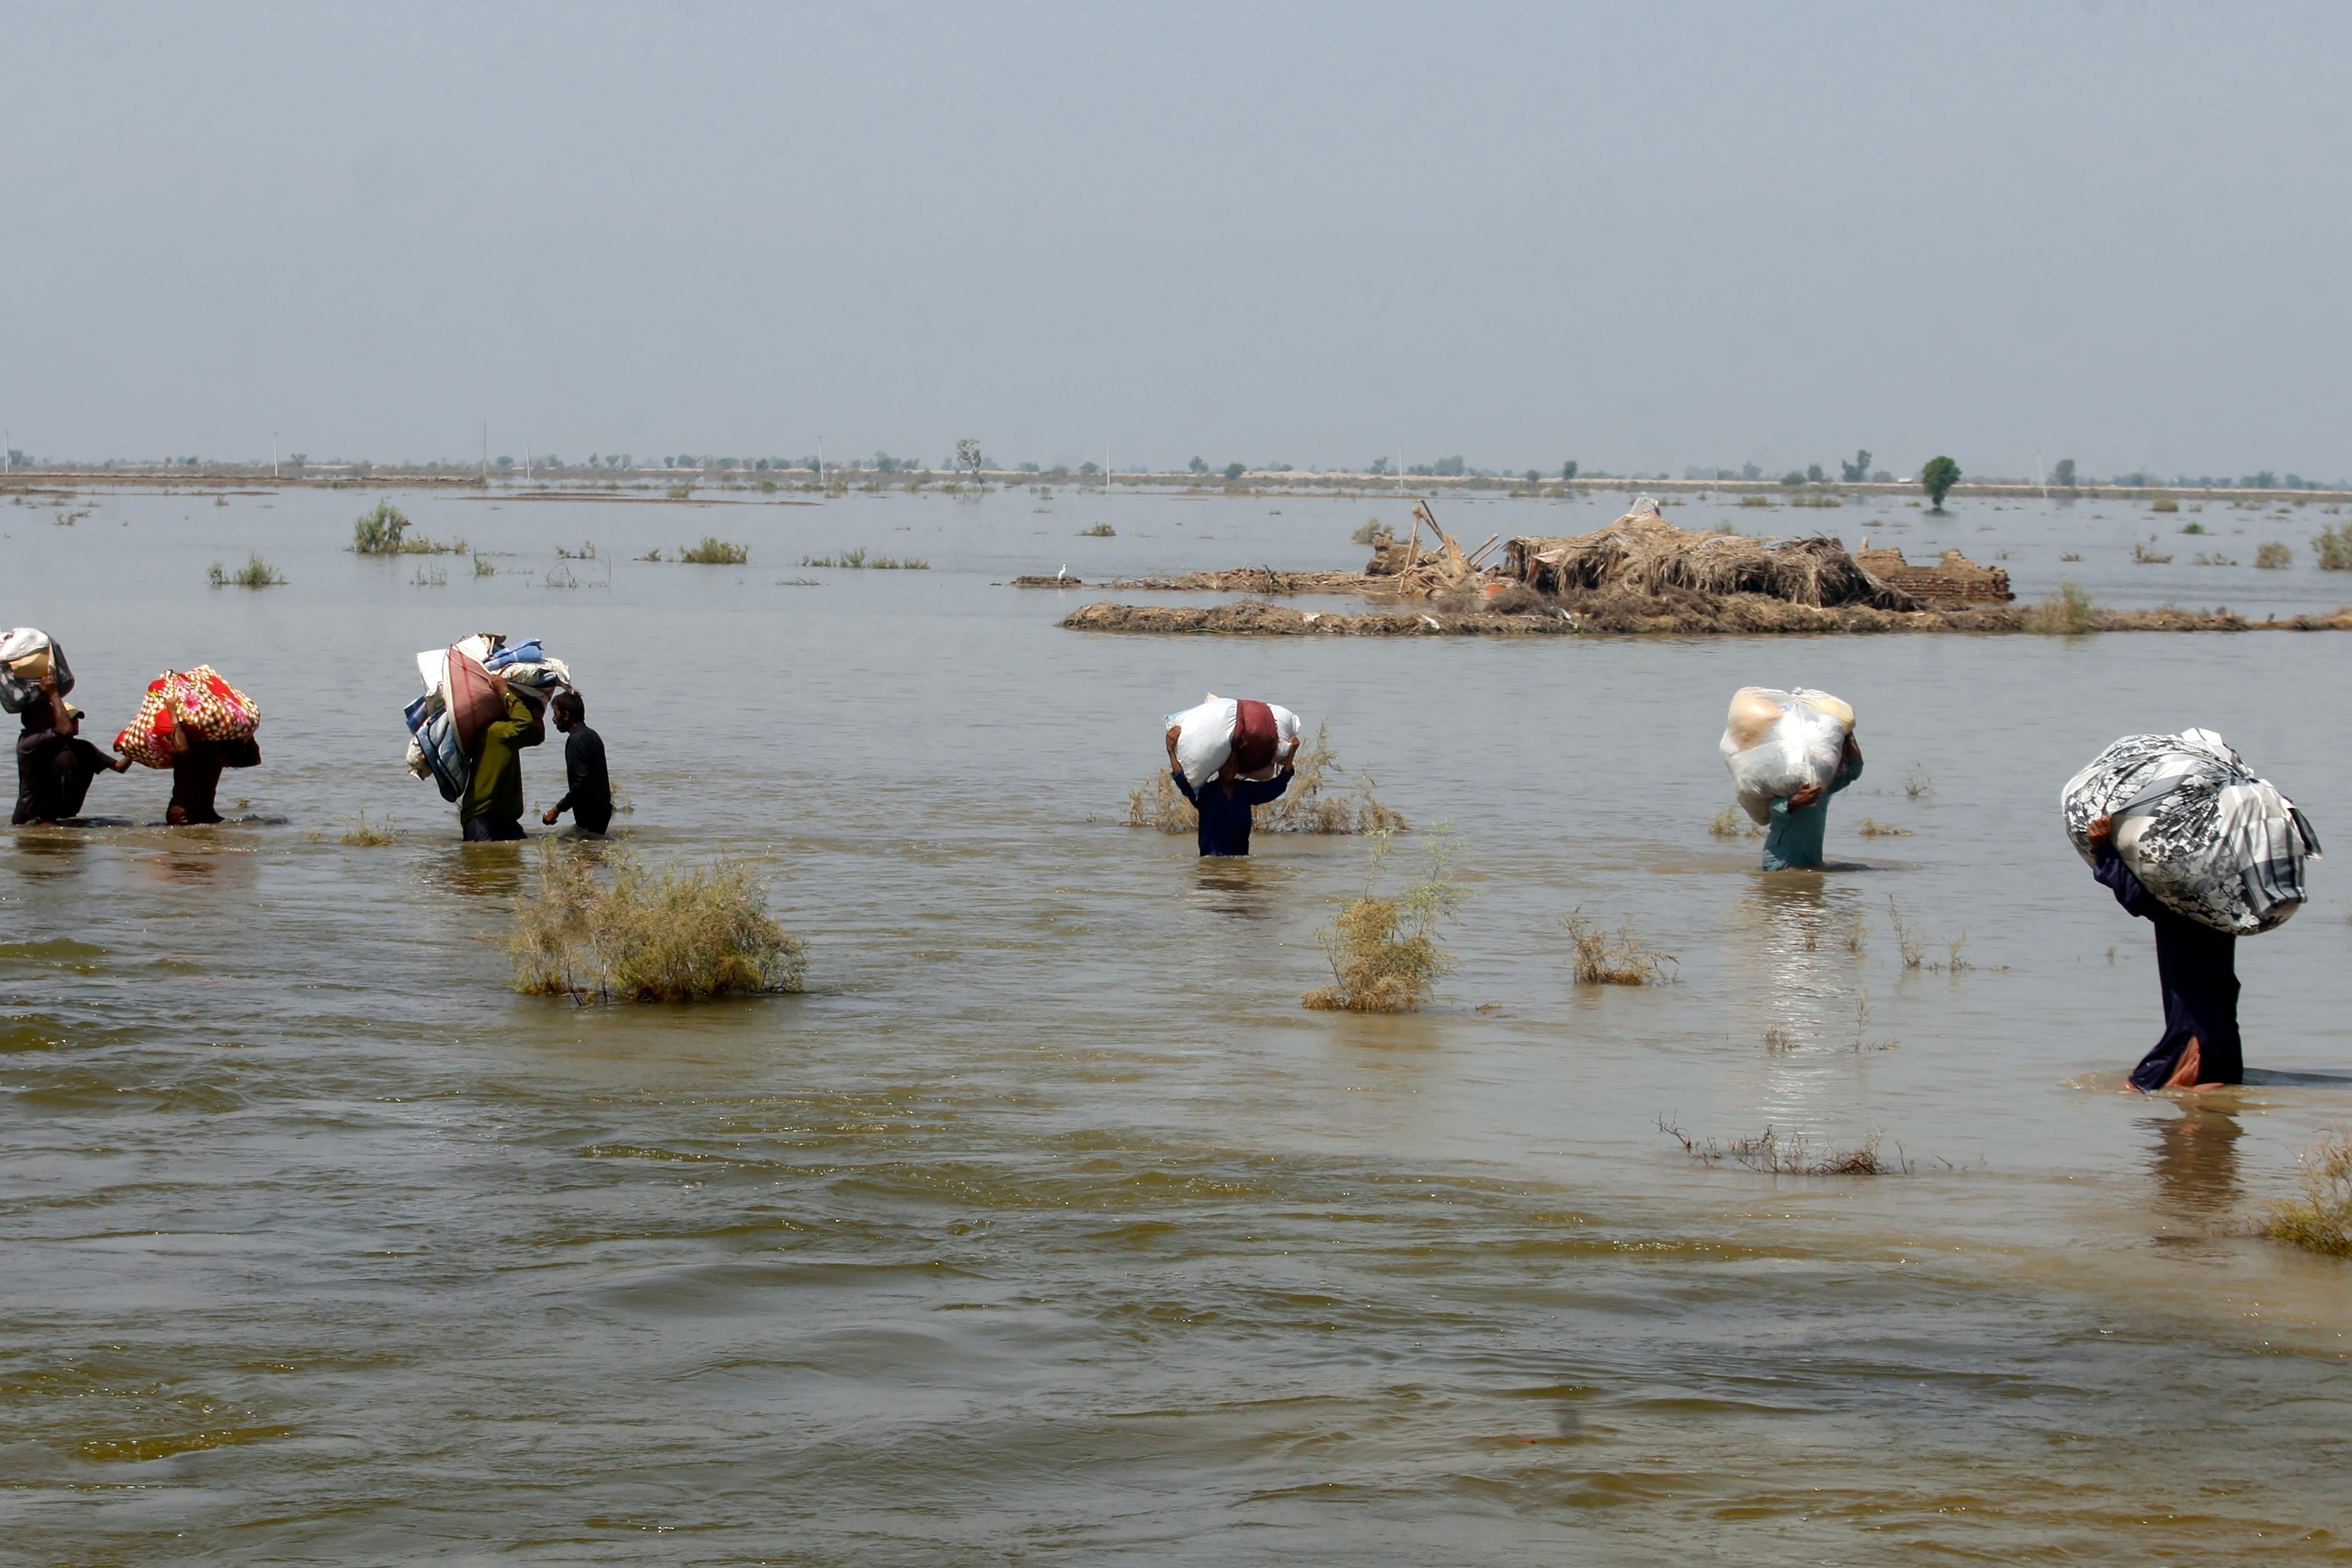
{"left": 1502, "top": 500, "right": 1915, "bottom": 610}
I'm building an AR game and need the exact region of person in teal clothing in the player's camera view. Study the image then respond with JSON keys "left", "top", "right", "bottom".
{"left": 1761, "top": 732, "right": 1862, "bottom": 870}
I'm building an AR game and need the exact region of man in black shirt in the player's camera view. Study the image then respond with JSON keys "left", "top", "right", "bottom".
{"left": 14, "top": 675, "right": 130, "bottom": 825}
{"left": 540, "top": 691, "right": 612, "bottom": 835}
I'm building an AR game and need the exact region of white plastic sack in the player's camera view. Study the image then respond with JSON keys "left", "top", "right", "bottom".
{"left": 1719, "top": 687, "right": 1853, "bottom": 824}
{"left": 1166, "top": 694, "right": 1303, "bottom": 789}
{"left": 2062, "top": 728, "right": 2320, "bottom": 935}
{"left": 0, "top": 627, "right": 72, "bottom": 713}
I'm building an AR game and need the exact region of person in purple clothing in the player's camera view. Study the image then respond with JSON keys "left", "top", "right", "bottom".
{"left": 2086, "top": 813, "right": 2240, "bottom": 1092}
{"left": 1164, "top": 723, "right": 1299, "bottom": 857}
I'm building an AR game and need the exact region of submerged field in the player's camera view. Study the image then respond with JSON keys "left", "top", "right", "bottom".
{"left": 2, "top": 481, "right": 2350, "bottom": 1563}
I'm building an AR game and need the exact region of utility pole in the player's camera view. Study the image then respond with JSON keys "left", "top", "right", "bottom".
{"left": 481, "top": 422, "right": 489, "bottom": 484}
{"left": 817, "top": 436, "right": 826, "bottom": 488}
{"left": 525, "top": 438, "right": 531, "bottom": 484}
{"left": 272, "top": 431, "right": 279, "bottom": 479}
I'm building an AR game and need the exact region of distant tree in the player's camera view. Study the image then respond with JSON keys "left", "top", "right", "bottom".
{"left": 1080, "top": 461, "right": 1101, "bottom": 476}
{"left": 1524, "top": 469, "right": 1542, "bottom": 482}
{"left": 1189, "top": 455, "right": 1209, "bottom": 474}
{"left": 1806, "top": 463, "right": 1824, "bottom": 484}
{"left": 955, "top": 438, "right": 985, "bottom": 481}
{"left": 497, "top": 455, "right": 514, "bottom": 468}
{"left": 287, "top": 452, "right": 306, "bottom": 469}
{"left": 1432, "top": 455, "right": 1466, "bottom": 477}
{"left": 1366, "top": 456, "right": 1388, "bottom": 476}
{"left": 2244, "top": 470, "right": 2278, "bottom": 489}
{"left": 2052, "top": 457, "right": 2076, "bottom": 488}
{"left": 873, "top": 452, "right": 900, "bottom": 473}
{"left": 1561, "top": 460, "right": 1578, "bottom": 480}
{"left": 1839, "top": 449, "right": 1872, "bottom": 482}
{"left": 1780, "top": 470, "right": 1805, "bottom": 487}
{"left": 1223, "top": 461, "right": 1246, "bottom": 481}
{"left": 1920, "top": 455, "right": 1961, "bottom": 511}
{"left": 1740, "top": 462, "right": 1761, "bottom": 481}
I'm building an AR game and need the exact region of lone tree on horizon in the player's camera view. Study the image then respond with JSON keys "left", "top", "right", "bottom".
{"left": 1921, "top": 455, "right": 1961, "bottom": 511}
{"left": 956, "top": 438, "right": 985, "bottom": 483}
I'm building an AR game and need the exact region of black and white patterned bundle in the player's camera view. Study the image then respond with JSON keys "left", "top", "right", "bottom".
{"left": 2061, "top": 728, "right": 2321, "bottom": 935}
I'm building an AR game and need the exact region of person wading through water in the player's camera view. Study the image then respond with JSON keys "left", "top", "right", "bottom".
{"left": 13, "top": 673, "right": 129, "bottom": 825}
{"left": 540, "top": 691, "right": 611, "bottom": 835}
{"left": 160, "top": 700, "right": 260, "bottom": 826}
{"left": 459, "top": 680, "right": 545, "bottom": 842}
{"left": 2085, "top": 812, "right": 2240, "bottom": 1092}
{"left": 1763, "top": 731, "right": 1863, "bottom": 870}
{"left": 1164, "top": 698, "right": 1299, "bottom": 858}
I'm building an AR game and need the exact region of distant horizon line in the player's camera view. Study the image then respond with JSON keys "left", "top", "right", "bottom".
{"left": 4, "top": 459, "right": 2348, "bottom": 502}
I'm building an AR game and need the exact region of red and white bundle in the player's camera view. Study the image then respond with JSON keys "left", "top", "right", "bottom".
{"left": 115, "top": 665, "right": 260, "bottom": 769}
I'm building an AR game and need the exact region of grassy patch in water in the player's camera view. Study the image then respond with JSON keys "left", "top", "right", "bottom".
{"left": 2023, "top": 580, "right": 2097, "bottom": 634}
{"left": 2262, "top": 1130, "right": 2352, "bottom": 1258}
{"left": 208, "top": 552, "right": 286, "bottom": 588}
{"left": 510, "top": 841, "right": 806, "bottom": 1003}
{"left": 1302, "top": 827, "right": 1464, "bottom": 1013}
{"left": 676, "top": 537, "right": 749, "bottom": 565}
{"left": 1660, "top": 1117, "right": 1905, "bottom": 1175}
{"left": 1563, "top": 908, "right": 1677, "bottom": 985}
{"left": 1128, "top": 722, "right": 1406, "bottom": 836}
{"left": 350, "top": 499, "right": 463, "bottom": 556}
{"left": 340, "top": 811, "right": 395, "bottom": 846}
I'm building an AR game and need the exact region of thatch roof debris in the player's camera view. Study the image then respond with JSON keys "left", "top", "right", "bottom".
{"left": 1503, "top": 499, "right": 1916, "bottom": 610}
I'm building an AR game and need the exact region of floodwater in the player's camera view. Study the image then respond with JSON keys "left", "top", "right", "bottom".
{"left": 3, "top": 480, "right": 2350, "bottom": 1564}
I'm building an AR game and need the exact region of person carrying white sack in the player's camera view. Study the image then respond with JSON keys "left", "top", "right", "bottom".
{"left": 1719, "top": 687, "right": 1862, "bottom": 871}
{"left": 1163, "top": 695, "right": 1302, "bottom": 857}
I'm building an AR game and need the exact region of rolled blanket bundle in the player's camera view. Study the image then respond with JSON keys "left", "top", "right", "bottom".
{"left": 402, "top": 633, "right": 573, "bottom": 802}
{"left": 2062, "top": 728, "right": 2320, "bottom": 935}
{"left": 115, "top": 666, "right": 260, "bottom": 770}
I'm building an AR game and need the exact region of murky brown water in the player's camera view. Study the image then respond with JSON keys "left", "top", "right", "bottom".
{"left": 4, "top": 482, "right": 2350, "bottom": 1562}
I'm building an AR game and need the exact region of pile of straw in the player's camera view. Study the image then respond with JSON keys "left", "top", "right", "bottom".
{"left": 1503, "top": 505, "right": 1914, "bottom": 610}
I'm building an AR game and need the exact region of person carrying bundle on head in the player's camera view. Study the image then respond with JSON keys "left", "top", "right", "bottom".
{"left": 1719, "top": 687, "right": 1861, "bottom": 871}
{"left": 459, "top": 678, "right": 546, "bottom": 842}
{"left": 13, "top": 671, "right": 129, "bottom": 825}
{"left": 540, "top": 691, "right": 610, "bottom": 835}
{"left": 1163, "top": 695, "right": 1302, "bottom": 858}
{"left": 2065, "top": 729, "right": 2320, "bottom": 1093}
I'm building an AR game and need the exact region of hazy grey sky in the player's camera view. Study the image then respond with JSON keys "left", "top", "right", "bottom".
{"left": 5, "top": 1, "right": 2345, "bottom": 478}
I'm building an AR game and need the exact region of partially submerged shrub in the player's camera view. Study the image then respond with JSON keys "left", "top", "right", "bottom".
{"left": 350, "top": 499, "right": 463, "bottom": 556}
{"left": 1079, "top": 522, "right": 1116, "bottom": 537}
{"left": 1563, "top": 907, "right": 1677, "bottom": 985}
{"left": 2262, "top": 1130, "right": 2352, "bottom": 1258}
{"left": 208, "top": 552, "right": 286, "bottom": 588}
{"left": 1854, "top": 817, "right": 1913, "bottom": 837}
{"left": 2256, "top": 541, "right": 2292, "bottom": 569}
{"left": 1350, "top": 518, "right": 1395, "bottom": 546}
{"left": 352, "top": 500, "right": 411, "bottom": 553}
{"left": 2313, "top": 523, "right": 2352, "bottom": 571}
{"left": 341, "top": 810, "right": 395, "bottom": 846}
{"left": 1128, "top": 722, "right": 1406, "bottom": 835}
{"left": 1708, "top": 805, "right": 1761, "bottom": 839}
{"left": 1302, "top": 828, "right": 1465, "bottom": 1013}
{"left": 677, "top": 536, "right": 749, "bottom": 565}
{"left": 2024, "top": 579, "right": 2097, "bottom": 634}
{"left": 511, "top": 842, "right": 806, "bottom": 1003}
{"left": 1660, "top": 1118, "right": 1903, "bottom": 1175}
{"left": 2153, "top": 497, "right": 2180, "bottom": 513}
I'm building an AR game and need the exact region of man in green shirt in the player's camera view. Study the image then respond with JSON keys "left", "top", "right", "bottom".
{"left": 459, "top": 684, "right": 546, "bottom": 841}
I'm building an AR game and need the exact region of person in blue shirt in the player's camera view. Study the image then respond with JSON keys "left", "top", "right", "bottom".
{"left": 2085, "top": 812, "right": 2238, "bottom": 1092}
{"left": 1762, "top": 732, "right": 1862, "bottom": 870}
{"left": 1164, "top": 724, "right": 1298, "bottom": 857}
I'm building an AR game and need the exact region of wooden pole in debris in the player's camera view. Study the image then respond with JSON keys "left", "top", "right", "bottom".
{"left": 1465, "top": 532, "right": 1501, "bottom": 568}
